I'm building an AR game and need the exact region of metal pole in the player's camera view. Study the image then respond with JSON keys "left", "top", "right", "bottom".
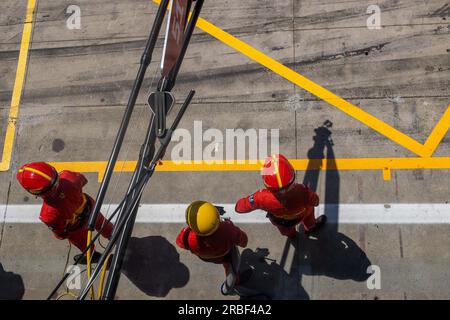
{"left": 101, "top": 0, "right": 205, "bottom": 300}
{"left": 101, "top": 91, "right": 196, "bottom": 300}
{"left": 87, "top": 0, "right": 170, "bottom": 231}
{"left": 46, "top": 169, "right": 152, "bottom": 300}
{"left": 165, "top": 0, "right": 204, "bottom": 91}
{"left": 78, "top": 173, "right": 152, "bottom": 300}
{"left": 101, "top": 119, "right": 157, "bottom": 299}
{"left": 48, "top": 186, "right": 129, "bottom": 299}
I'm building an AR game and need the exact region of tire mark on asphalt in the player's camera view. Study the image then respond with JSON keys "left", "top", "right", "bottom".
{"left": 398, "top": 227, "right": 404, "bottom": 259}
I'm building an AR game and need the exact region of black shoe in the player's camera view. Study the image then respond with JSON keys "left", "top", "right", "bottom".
{"left": 305, "top": 215, "right": 327, "bottom": 234}
{"left": 74, "top": 251, "right": 102, "bottom": 265}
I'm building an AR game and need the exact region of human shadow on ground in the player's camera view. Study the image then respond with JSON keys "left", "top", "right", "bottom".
{"left": 0, "top": 263, "right": 25, "bottom": 300}
{"left": 235, "top": 121, "right": 371, "bottom": 299}
{"left": 291, "top": 228, "right": 372, "bottom": 282}
{"left": 237, "top": 248, "right": 310, "bottom": 300}
{"left": 122, "top": 236, "right": 189, "bottom": 297}
{"left": 302, "top": 120, "right": 339, "bottom": 231}
{"left": 288, "top": 121, "right": 371, "bottom": 285}
{"left": 237, "top": 227, "right": 371, "bottom": 300}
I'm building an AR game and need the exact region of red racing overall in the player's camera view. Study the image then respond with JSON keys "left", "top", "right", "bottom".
{"left": 235, "top": 183, "right": 319, "bottom": 237}
{"left": 176, "top": 220, "right": 248, "bottom": 275}
{"left": 39, "top": 171, "right": 113, "bottom": 252}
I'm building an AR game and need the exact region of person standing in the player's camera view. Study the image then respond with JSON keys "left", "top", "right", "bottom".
{"left": 235, "top": 154, "right": 326, "bottom": 238}
{"left": 16, "top": 162, "right": 114, "bottom": 263}
{"left": 176, "top": 201, "right": 248, "bottom": 279}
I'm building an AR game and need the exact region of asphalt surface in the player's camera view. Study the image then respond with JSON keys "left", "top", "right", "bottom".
{"left": 0, "top": 0, "right": 449, "bottom": 300}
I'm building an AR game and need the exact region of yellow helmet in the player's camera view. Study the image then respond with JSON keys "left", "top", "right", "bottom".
{"left": 186, "top": 201, "right": 220, "bottom": 236}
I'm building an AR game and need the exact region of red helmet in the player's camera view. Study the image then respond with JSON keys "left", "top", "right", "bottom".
{"left": 261, "top": 154, "right": 295, "bottom": 190}
{"left": 16, "top": 162, "right": 58, "bottom": 196}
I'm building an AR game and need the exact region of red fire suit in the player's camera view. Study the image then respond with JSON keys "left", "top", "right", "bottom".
{"left": 176, "top": 220, "right": 248, "bottom": 275}
{"left": 235, "top": 183, "right": 319, "bottom": 237}
{"left": 39, "top": 170, "right": 113, "bottom": 252}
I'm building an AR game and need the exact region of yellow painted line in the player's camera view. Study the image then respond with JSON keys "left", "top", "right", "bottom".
{"left": 194, "top": 17, "right": 431, "bottom": 157}
{"left": 0, "top": 0, "right": 36, "bottom": 171}
{"left": 49, "top": 161, "right": 137, "bottom": 182}
{"left": 49, "top": 157, "right": 450, "bottom": 182}
{"left": 151, "top": 0, "right": 449, "bottom": 158}
{"left": 9, "top": 1, "right": 450, "bottom": 181}
{"left": 423, "top": 105, "right": 450, "bottom": 157}
{"left": 382, "top": 168, "right": 392, "bottom": 181}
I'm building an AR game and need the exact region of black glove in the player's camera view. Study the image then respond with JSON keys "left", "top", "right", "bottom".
{"left": 214, "top": 206, "right": 226, "bottom": 216}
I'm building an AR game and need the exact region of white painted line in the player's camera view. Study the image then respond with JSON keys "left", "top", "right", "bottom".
{"left": 1, "top": 204, "right": 450, "bottom": 224}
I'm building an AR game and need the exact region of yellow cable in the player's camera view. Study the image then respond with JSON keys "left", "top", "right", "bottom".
{"left": 56, "top": 291, "right": 78, "bottom": 300}
{"left": 54, "top": 243, "right": 78, "bottom": 300}
{"left": 86, "top": 230, "right": 95, "bottom": 300}
{"left": 97, "top": 254, "right": 111, "bottom": 300}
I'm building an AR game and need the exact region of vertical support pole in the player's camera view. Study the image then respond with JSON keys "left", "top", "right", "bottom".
{"left": 87, "top": 0, "right": 170, "bottom": 231}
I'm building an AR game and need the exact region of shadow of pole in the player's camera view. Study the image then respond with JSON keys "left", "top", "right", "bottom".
{"left": 122, "top": 236, "right": 190, "bottom": 297}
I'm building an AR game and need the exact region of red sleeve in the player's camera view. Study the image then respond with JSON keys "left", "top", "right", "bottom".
{"left": 236, "top": 229, "right": 248, "bottom": 248}
{"left": 75, "top": 172, "right": 88, "bottom": 188}
{"left": 224, "top": 221, "right": 248, "bottom": 248}
{"left": 303, "top": 185, "right": 319, "bottom": 206}
{"left": 235, "top": 190, "right": 265, "bottom": 213}
{"left": 176, "top": 227, "right": 189, "bottom": 250}
{"left": 62, "top": 171, "right": 88, "bottom": 189}
{"left": 40, "top": 207, "right": 67, "bottom": 239}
